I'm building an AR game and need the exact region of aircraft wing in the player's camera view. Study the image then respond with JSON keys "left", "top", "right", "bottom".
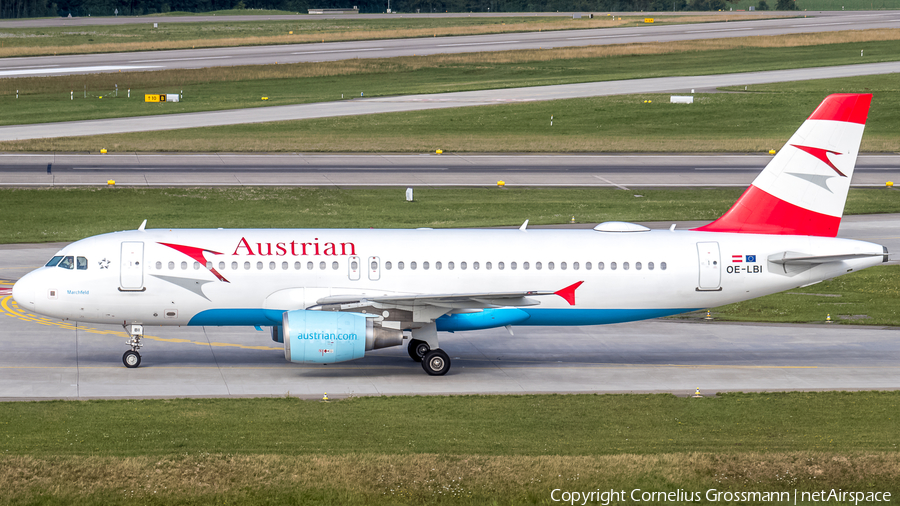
{"left": 315, "top": 281, "right": 584, "bottom": 316}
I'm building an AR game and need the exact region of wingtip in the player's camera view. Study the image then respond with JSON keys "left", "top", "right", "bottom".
{"left": 554, "top": 281, "right": 584, "bottom": 306}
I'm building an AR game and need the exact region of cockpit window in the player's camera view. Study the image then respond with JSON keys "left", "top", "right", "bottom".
{"left": 76, "top": 256, "right": 88, "bottom": 270}
{"left": 45, "top": 256, "right": 63, "bottom": 267}
{"left": 57, "top": 256, "right": 75, "bottom": 269}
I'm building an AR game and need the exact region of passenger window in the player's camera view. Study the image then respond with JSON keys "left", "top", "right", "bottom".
{"left": 661, "top": 262, "right": 667, "bottom": 270}
{"left": 244, "top": 262, "right": 251, "bottom": 270}
{"left": 76, "top": 257, "right": 88, "bottom": 270}
{"left": 319, "top": 261, "right": 326, "bottom": 270}
{"left": 498, "top": 262, "right": 505, "bottom": 270}
{"left": 561, "top": 262, "right": 567, "bottom": 270}
{"left": 461, "top": 262, "right": 467, "bottom": 270}
{"left": 256, "top": 262, "right": 263, "bottom": 270}
{"left": 436, "top": 261, "right": 442, "bottom": 270}
{"left": 511, "top": 261, "right": 517, "bottom": 270}
{"left": 332, "top": 261, "right": 339, "bottom": 270}
{"left": 231, "top": 261, "right": 238, "bottom": 270}
{"left": 548, "top": 262, "right": 555, "bottom": 270}
{"left": 220, "top": 262, "right": 226, "bottom": 270}
{"left": 598, "top": 262, "right": 604, "bottom": 270}
{"left": 486, "top": 262, "right": 492, "bottom": 270}
{"left": 194, "top": 262, "right": 201, "bottom": 270}
{"left": 385, "top": 261, "right": 393, "bottom": 270}
{"left": 168, "top": 261, "right": 175, "bottom": 270}
{"left": 473, "top": 262, "right": 479, "bottom": 270}
{"left": 294, "top": 262, "right": 301, "bottom": 270}
{"left": 155, "top": 261, "right": 162, "bottom": 270}
{"left": 423, "top": 261, "right": 430, "bottom": 270}
{"left": 623, "top": 262, "right": 629, "bottom": 270}
{"left": 523, "top": 262, "right": 530, "bottom": 270}
{"left": 586, "top": 262, "right": 592, "bottom": 270}
{"left": 636, "top": 262, "right": 642, "bottom": 270}
{"left": 45, "top": 256, "right": 63, "bottom": 267}
{"left": 181, "top": 261, "right": 188, "bottom": 270}
{"left": 58, "top": 256, "right": 74, "bottom": 269}
{"left": 611, "top": 262, "right": 617, "bottom": 271}
{"left": 648, "top": 262, "right": 655, "bottom": 270}
{"left": 307, "top": 261, "right": 314, "bottom": 270}
{"left": 411, "top": 261, "right": 417, "bottom": 270}
{"left": 448, "top": 262, "right": 455, "bottom": 270}
{"left": 573, "top": 262, "right": 579, "bottom": 270}
{"left": 536, "top": 262, "right": 542, "bottom": 270}
{"left": 206, "top": 262, "right": 212, "bottom": 269}
{"left": 398, "top": 261, "right": 405, "bottom": 270}
{"left": 282, "top": 262, "right": 288, "bottom": 270}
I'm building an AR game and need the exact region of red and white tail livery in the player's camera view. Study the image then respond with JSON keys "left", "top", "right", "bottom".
{"left": 12, "top": 94, "right": 888, "bottom": 376}
{"left": 697, "top": 93, "right": 871, "bottom": 237}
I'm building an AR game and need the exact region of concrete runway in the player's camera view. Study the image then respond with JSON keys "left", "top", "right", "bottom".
{"left": 3, "top": 11, "right": 898, "bottom": 77}
{"left": 1, "top": 152, "right": 898, "bottom": 187}
{"left": 4, "top": 62, "right": 900, "bottom": 141}
{"left": 2, "top": 214, "right": 898, "bottom": 399}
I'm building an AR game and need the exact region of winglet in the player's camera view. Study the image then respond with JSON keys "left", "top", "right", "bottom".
{"left": 554, "top": 281, "right": 584, "bottom": 306}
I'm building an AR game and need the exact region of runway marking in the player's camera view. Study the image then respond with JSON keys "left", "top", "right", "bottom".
{"left": 593, "top": 175, "right": 630, "bottom": 190}
{"left": 789, "top": 22, "right": 853, "bottom": 27}
{"left": 0, "top": 65, "right": 163, "bottom": 77}
{"left": 0, "top": 295, "right": 281, "bottom": 352}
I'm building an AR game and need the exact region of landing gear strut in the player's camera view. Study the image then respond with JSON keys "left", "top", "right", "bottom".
{"left": 407, "top": 339, "right": 430, "bottom": 362}
{"left": 123, "top": 323, "right": 143, "bottom": 368}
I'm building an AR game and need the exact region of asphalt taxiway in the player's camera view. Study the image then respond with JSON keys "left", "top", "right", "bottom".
{"left": 2, "top": 215, "right": 898, "bottom": 400}
{"left": 1, "top": 152, "right": 898, "bottom": 187}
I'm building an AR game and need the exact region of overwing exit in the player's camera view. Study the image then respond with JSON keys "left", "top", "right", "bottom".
{"left": 12, "top": 94, "right": 887, "bottom": 375}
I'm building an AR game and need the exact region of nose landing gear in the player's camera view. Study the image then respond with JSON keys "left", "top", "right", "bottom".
{"left": 123, "top": 323, "right": 144, "bottom": 368}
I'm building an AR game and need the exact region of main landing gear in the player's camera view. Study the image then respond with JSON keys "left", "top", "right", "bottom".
{"left": 408, "top": 338, "right": 451, "bottom": 376}
{"left": 123, "top": 324, "right": 144, "bottom": 368}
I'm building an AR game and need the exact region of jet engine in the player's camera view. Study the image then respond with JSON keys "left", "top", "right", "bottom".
{"left": 281, "top": 310, "right": 403, "bottom": 364}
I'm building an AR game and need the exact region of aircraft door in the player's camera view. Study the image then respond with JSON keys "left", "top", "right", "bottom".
{"left": 696, "top": 242, "right": 721, "bottom": 291}
{"left": 368, "top": 256, "right": 381, "bottom": 281}
{"left": 120, "top": 241, "right": 145, "bottom": 291}
{"left": 348, "top": 255, "right": 361, "bottom": 281}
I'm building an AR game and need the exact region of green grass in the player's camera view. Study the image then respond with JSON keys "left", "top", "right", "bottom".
{"left": 2, "top": 393, "right": 898, "bottom": 456}
{"left": 1, "top": 36, "right": 898, "bottom": 129}
{"left": 680, "top": 265, "right": 900, "bottom": 325}
{"left": 1, "top": 186, "right": 898, "bottom": 244}
{"left": 1, "top": 393, "right": 899, "bottom": 505}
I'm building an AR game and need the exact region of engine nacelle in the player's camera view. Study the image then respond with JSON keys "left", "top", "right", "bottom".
{"left": 282, "top": 310, "right": 403, "bottom": 364}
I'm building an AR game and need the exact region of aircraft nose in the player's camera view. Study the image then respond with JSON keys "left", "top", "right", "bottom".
{"left": 12, "top": 275, "right": 35, "bottom": 311}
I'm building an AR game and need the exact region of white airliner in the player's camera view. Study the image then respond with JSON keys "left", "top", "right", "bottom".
{"left": 12, "top": 93, "right": 887, "bottom": 375}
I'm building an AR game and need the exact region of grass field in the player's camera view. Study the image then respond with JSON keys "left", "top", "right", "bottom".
{"left": 2, "top": 186, "right": 899, "bottom": 244}
{"left": 1, "top": 392, "right": 898, "bottom": 504}
{"left": 1, "top": 29, "right": 898, "bottom": 130}
{"left": 0, "top": 14, "right": 743, "bottom": 58}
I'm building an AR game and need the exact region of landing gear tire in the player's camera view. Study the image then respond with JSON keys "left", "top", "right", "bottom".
{"left": 123, "top": 350, "right": 142, "bottom": 368}
{"left": 422, "top": 349, "right": 450, "bottom": 376}
{"left": 408, "top": 339, "right": 430, "bottom": 362}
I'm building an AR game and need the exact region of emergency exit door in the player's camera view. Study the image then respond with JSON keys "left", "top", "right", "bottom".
{"left": 696, "top": 242, "right": 721, "bottom": 291}
{"left": 120, "top": 241, "right": 145, "bottom": 291}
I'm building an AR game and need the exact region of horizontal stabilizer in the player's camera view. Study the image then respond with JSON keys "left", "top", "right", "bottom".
{"left": 767, "top": 250, "right": 885, "bottom": 265}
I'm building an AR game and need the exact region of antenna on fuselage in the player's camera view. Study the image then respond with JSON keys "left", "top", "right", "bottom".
{"left": 519, "top": 219, "right": 529, "bottom": 231}
{"left": 138, "top": 219, "right": 147, "bottom": 231}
